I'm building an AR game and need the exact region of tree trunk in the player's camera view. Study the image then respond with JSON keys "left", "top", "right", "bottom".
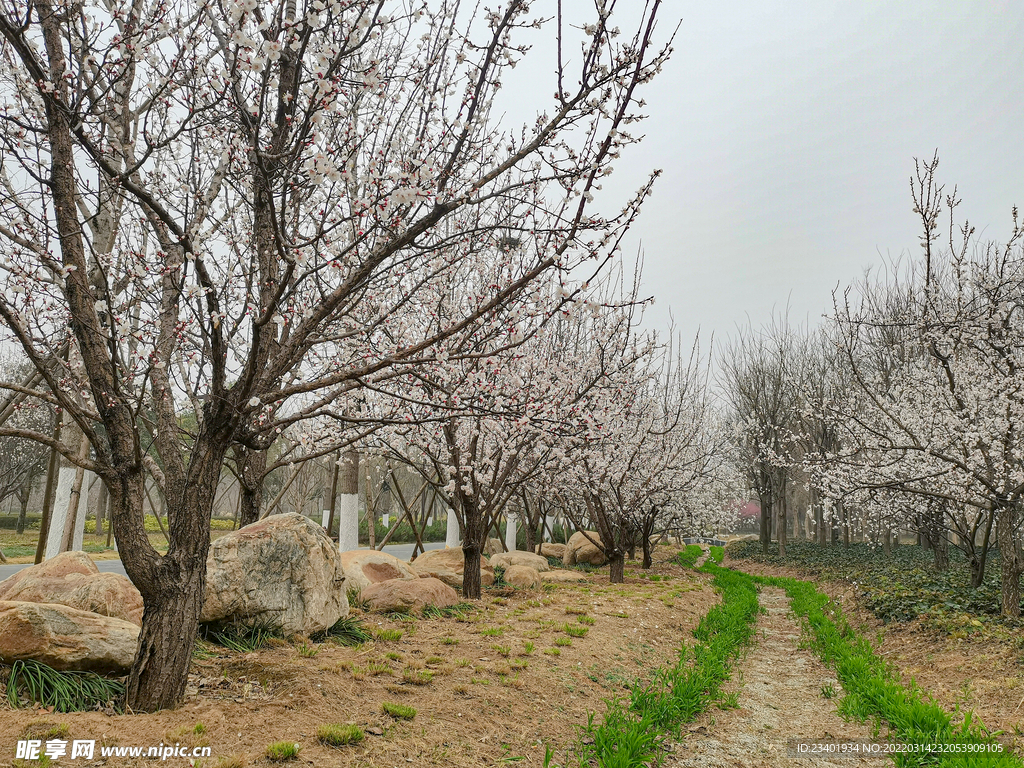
{"left": 997, "top": 504, "right": 1021, "bottom": 618}
{"left": 608, "top": 550, "right": 625, "bottom": 583}
{"left": 777, "top": 488, "right": 787, "bottom": 558}
{"left": 95, "top": 478, "right": 107, "bottom": 535}
{"left": 968, "top": 511, "right": 996, "bottom": 589}
{"left": 236, "top": 446, "right": 267, "bottom": 528}
{"left": 813, "top": 487, "right": 826, "bottom": 546}
{"left": 758, "top": 494, "right": 770, "bottom": 555}
{"left": 16, "top": 491, "right": 29, "bottom": 535}
{"left": 640, "top": 510, "right": 656, "bottom": 569}
{"left": 324, "top": 450, "right": 340, "bottom": 536}
{"left": 336, "top": 451, "right": 359, "bottom": 551}
{"left": 461, "top": 499, "right": 484, "bottom": 599}
{"left": 932, "top": 532, "right": 949, "bottom": 571}
{"left": 127, "top": 563, "right": 206, "bottom": 710}
{"left": 118, "top": 431, "right": 228, "bottom": 711}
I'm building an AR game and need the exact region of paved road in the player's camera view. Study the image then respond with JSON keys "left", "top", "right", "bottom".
{"left": 0, "top": 541, "right": 446, "bottom": 581}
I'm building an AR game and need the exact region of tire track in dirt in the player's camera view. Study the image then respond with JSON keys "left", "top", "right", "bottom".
{"left": 668, "top": 587, "right": 884, "bottom": 767}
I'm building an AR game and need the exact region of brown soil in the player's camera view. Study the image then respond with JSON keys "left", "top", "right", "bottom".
{"left": 727, "top": 554, "right": 1024, "bottom": 746}
{"left": 0, "top": 549, "right": 716, "bottom": 768}
{"left": 669, "top": 588, "right": 882, "bottom": 767}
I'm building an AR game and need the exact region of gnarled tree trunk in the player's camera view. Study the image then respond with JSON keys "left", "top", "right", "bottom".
{"left": 997, "top": 503, "right": 1021, "bottom": 618}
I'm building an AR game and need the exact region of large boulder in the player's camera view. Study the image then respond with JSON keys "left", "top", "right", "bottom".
{"left": 504, "top": 565, "right": 541, "bottom": 590}
{"left": 562, "top": 531, "right": 608, "bottom": 567}
{"left": 201, "top": 513, "right": 347, "bottom": 636}
{"left": 409, "top": 547, "right": 494, "bottom": 590}
{"left": 483, "top": 537, "right": 505, "bottom": 556}
{"left": 361, "top": 577, "right": 458, "bottom": 613}
{"left": 0, "top": 551, "right": 143, "bottom": 626}
{"left": 338, "top": 550, "right": 417, "bottom": 595}
{"left": 490, "top": 551, "right": 551, "bottom": 572}
{"left": 0, "top": 600, "right": 139, "bottom": 674}
{"left": 536, "top": 543, "right": 566, "bottom": 560}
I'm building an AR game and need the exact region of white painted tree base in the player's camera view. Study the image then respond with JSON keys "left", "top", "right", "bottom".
{"left": 45, "top": 467, "right": 88, "bottom": 559}
{"left": 445, "top": 509, "right": 460, "bottom": 548}
{"left": 336, "top": 494, "right": 359, "bottom": 552}
{"left": 505, "top": 516, "right": 517, "bottom": 552}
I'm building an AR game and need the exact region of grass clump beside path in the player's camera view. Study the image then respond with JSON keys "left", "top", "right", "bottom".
{"left": 674, "top": 544, "right": 704, "bottom": 569}
{"left": 756, "top": 573, "right": 1021, "bottom": 768}
{"left": 549, "top": 560, "right": 760, "bottom": 768}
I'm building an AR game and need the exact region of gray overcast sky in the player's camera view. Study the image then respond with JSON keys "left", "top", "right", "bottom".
{"left": 508, "top": 1, "right": 1024, "bottom": 348}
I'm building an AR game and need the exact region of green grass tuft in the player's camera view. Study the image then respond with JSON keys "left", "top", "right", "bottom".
{"left": 382, "top": 702, "right": 417, "bottom": 720}
{"left": 317, "top": 615, "right": 372, "bottom": 646}
{"left": 316, "top": 723, "right": 364, "bottom": 747}
{"left": 6, "top": 660, "right": 125, "bottom": 713}
{"left": 265, "top": 741, "right": 300, "bottom": 761}
{"left": 201, "top": 620, "right": 281, "bottom": 652}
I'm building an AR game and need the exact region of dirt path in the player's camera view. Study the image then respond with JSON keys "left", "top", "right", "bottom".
{"left": 668, "top": 587, "right": 883, "bottom": 767}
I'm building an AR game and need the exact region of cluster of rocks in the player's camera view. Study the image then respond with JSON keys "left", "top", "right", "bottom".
{"left": 0, "top": 512, "right": 608, "bottom": 676}
{"left": 0, "top": 552, "right": 143, "bottom": 674}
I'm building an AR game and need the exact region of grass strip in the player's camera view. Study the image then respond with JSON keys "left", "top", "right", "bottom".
{"left": 674, "top": 544, "right": 704, "bottom": 569}
{"left": 756, "top": 574, "right": 1021, "bottom": 768}
{"left": 709, "top": 546, "right": 724, "bottom": 564}
{"left": 548, "top": 561, "right": 759, "bottom": 767}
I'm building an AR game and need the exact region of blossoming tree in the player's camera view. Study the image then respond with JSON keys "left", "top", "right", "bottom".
{"left": 0, "top": 0, "right": 669, "bottom": 709}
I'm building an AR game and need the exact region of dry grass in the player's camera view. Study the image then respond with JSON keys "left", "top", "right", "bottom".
{"left": 0, "top": 546, "right": 714, "bottom": 767}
